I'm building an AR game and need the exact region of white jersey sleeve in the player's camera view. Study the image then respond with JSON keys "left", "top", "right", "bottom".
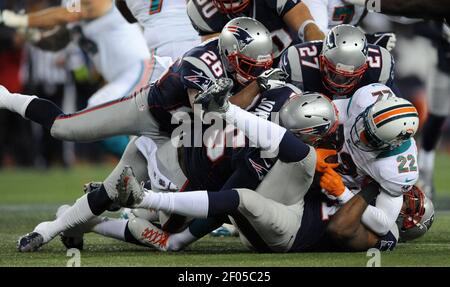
{"left": 361, "top": 191, "right": 403, "bottom": 236}
{"left": 302, "top": 0, "right": 330, "bottom": 34}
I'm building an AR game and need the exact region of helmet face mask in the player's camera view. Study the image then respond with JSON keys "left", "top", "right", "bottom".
{"left": 350, "top": 97, "right": 419, "bottom": 152}
{"left": 212, "top": 0, "right": 251, "bottom": 14}
{"left": 219, "top": 17, "right": 274, "bottom": 85}
{"left": 396, "top": 186, "right": 435, "bottom": 242}
{"left": 227, "top": 52, "right": 273, "bottom": 84}
{"left": 320, "top": 55, "right": 368, "bottom": 95}
{"left": 320, "top": 25, "right": 369, "bottom": 96}
{"left": 350, "top": 107, "right": 391, "bottom": 152}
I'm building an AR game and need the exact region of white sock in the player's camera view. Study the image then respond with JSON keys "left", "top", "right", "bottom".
{"left": 34, "top": 194, "right": 95, "bottom": 243}
{"left": 225, "top": 104, "right": 286, "bottom": 152}
{"left": 418, "top": 148, "right": 435, "bottom": 184}
{"left": 137, "top": 191, "right": 209, "bottom": 218}
{"left": 168, "top": 227, "right": 198, "bottom": 251}
{"left": 0, "top": 90, "right": 36, "bottom": 118}
{"left": 90, "top": 218, "right": 128, "bottom": 241}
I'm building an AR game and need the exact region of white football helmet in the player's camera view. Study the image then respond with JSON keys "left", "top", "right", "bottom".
{"left": 396, "top": 186, "right": 435, "bottom": 242}
{"left": 350, "top": 96, "right": 419, "bottom": 151}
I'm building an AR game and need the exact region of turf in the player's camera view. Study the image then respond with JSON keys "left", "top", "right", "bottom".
{"left": 0, "top": 154, "right": 450, "bottom": 267}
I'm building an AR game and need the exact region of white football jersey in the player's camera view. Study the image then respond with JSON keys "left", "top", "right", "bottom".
{"left": 303, "top": 0, "right": 366, "bottom": 34}
{"left": 69, "top": 4, "right": 150, "bottom": 82}
{"left": 125, "top": 0, "right": 200, "bottom": 59}
{"left": 333, "top": 84, "right": 419, "bottom": 197}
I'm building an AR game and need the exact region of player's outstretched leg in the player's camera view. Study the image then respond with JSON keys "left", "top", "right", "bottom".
{"left": 1, "top": 84, "right": 160, "bottom": 142}
{"left": 17, "top": 139, "right": 149, "bottom": 252}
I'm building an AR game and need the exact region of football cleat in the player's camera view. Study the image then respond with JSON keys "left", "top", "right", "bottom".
{"left": 210, "top": 224, "right": 239, "bottom": 237}
{"left": 116, "top": 166, "right": 145, "bottom": 208}
{"left": 128, "top": 218, "right": 169, "bottom": 251}
{"left": 17, "top": 232, "right": 44, "bottom": 252}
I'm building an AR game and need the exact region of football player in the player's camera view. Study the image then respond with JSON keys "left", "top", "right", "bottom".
{"left": 115, "top": 0, "right": 200, "bottom": 62}
{"left": 313, "top": 83, "right": 420, "bottom": 249}
{"left": 302, "top": 0, "right": 396, "bottom": 51}
{"left": 0, "top": 0, "right": 152, "bottom": 107}
{"left": 4, "top": 18, "right": 285, "bottom": 251}
{"left": 128, "top": 81, "right": 423, "bottom": 252}
{"left": 17, "top": 78, "right": 340, "bottom": 252}
{"left": 0, "top": 0, "right": 153, "bottom": 155}
{"left": 89, "top": 81, "right": 426, "bottom": 253}
{"left": 417, "top": 22, "right": 450, "bottom": 199}
{"left": 279, "top": 24, "right": 398, "bottom": 99}
{"left": 186, "top": 0, "right": 325, "bottom": 59}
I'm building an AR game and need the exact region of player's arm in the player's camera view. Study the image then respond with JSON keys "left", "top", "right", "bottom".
{"left": 1, "top": 7, "right": 82, "bottom": 29}
{"left": 301, "top": 0, "right": 330, "bottom": 34}
{"left": 325, "top": 181, "right": 384, "bottom": 251}
{"left": 282, "top": 2, "right": 326, "bottom": 41}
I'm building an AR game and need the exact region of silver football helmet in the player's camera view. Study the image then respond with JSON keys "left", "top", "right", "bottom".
{"left": 320, "top": 25, "right": 369, "bottom": 95}
{"left": 279, "top": 92, "right": 339, "bottom": 146}
{"left": 350, "top": 96, "right": 419, "bottom": 152}
{"left": 396, "top": 186, "right": 435, "bottom": 242}
{"left": 212, "top": 0, "right": 250, "bottom": 14}
{"left": 219, "top": 17, "right": 273, "bottom": 84}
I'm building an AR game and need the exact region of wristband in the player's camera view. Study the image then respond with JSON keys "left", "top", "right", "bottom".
{"left": 298, "top": 19, "right": 316, "bottom": 41}
{"left": 337, "top": 187, "right": 354, "bottom": 204}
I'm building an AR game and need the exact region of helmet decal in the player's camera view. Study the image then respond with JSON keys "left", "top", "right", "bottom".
{"left": 227, "top": 25, "right": 254, "bottom": 49}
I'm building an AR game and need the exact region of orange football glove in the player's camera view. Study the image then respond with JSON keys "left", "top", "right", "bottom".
{"left": 320, "top": 167, "right": 345, "bottom": 197}
{"left": 315, "top": 148, "right": 339, "bottom": 173}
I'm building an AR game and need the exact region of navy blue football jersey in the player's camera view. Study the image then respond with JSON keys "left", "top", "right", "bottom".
{"left": 187, "top": 0, "right": 301, "bottom": 58}
{"left": 147, "top": 39, "right": 241, "bottom": 132}
{"left": 279, "top": 41, "right": 397, "bottom": 99}
{"left": 289, "top": 185, "right": 331, "bottom": 252}
{"left": 181, "top": 84, "right": 302, "bottom": 191}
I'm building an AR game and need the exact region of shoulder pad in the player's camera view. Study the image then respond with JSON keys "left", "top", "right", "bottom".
{"left": 346, "top": 83, "right": 391, "bottom": 117}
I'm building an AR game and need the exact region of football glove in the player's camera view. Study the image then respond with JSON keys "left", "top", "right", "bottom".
{"left": 366, "top": 32, "right": 397, "bottom": 51}
{"left": 256, "top": 68, "right": 288, "bottom": 92}
{"left": 315, "top": 148, "right": 339, "bottom": 173}
{"left": 320, "top": 167, "right": 345, "bottom": 197}
{"left": 194, "top": 77, "right": 234, "bottom": 114}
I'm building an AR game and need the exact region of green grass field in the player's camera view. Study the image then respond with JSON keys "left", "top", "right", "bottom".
{"left": 1, "top": 154, "right": 450, "bottom": 267}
